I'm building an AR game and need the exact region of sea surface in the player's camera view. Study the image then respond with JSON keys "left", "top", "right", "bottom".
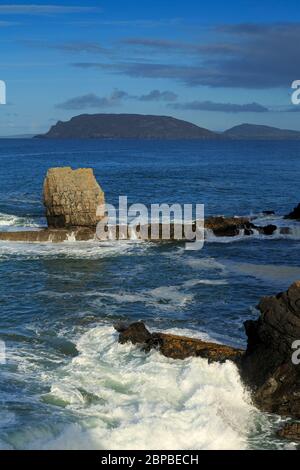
{"left": 0, "top": 138, "right": 300, "bottom": 450}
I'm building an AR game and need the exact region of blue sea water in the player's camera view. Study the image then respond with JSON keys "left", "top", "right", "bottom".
{"left": 0, "top": 138, "right": 299, "bottom": 450}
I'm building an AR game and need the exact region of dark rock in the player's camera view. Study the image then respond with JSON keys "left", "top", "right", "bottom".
{"left": 285, "top": 203, "right": 300, "bottom": 220}
{"left": 115, "top": 322, "right": 244, "bottom": 362}
{"left": 204, "top": 216, "right": 278, "bottom": 238}
{"left": 113, "top": 322, "right": 130, "bottom": 333}
{"left": 118, "top": 322, "right": 152, "bottom": 345}
{"left": 205, "top": 216, "right": 250, "bottom": 237}
{"left": 261, "top": 224, "right": 277, "bottom": 236}
{"left": 240, "top": 281, "right": 300, "bottom": 418}
{"left": 277, "top": 422, "right": 300, "bottom": 442}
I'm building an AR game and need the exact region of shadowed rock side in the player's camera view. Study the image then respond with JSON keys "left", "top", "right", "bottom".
{"left": 285, "top": 203, "right": 300, "bottom": 220}
{"left": 43, "top": 167, "right": 105, "bottom": 228}
{"left": 114, "top": 322, "right": 244, "bottom": 363}
{"left": 241, "top": 281, "right": 300, "bottom": 418}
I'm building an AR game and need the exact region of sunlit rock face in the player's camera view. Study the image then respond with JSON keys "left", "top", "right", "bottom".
{"left": 43, "top": 167, "right": 105, "bottom": 228}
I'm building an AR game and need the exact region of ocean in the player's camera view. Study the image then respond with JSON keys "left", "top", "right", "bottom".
{"left": 0, "top": 138, "right": 299, "bottom": 450}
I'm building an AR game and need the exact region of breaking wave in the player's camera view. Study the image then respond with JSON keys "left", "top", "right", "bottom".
{"left": 0, "top": 211, "right": 44, "bottom": 230}
{"left": 9, "top": 324, "right": 286, "bottom": 450}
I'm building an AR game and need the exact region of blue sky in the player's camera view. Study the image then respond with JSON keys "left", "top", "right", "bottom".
{"left": 0, "top": 0, "right": 300, "bottom": 135}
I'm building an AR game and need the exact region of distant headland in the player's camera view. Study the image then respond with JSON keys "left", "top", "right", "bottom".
{"left": 34, "top": 113, "right": 300, "bottom": 140}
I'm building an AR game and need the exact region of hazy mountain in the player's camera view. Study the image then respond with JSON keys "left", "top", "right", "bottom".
{"left": 224, "top": 123, "right": 300, "bottom": 140}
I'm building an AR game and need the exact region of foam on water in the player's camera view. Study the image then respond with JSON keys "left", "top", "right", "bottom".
{"left": 0, "top": 211, "right": 43, "bottom": 230}
{"left": 0, "top": 239, "right": 149, "bottom": 261}
{"left": 16, "top": 325, "right": 276, "bottom": 450}
{"left": 89, "top": 284, "right": 194, "bottom": 312}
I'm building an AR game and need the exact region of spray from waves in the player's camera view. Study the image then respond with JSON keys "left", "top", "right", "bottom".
{"left": 0, "top": 239, "right": 151, "bottom": 261}
{"left": 0, "top": 211, "right": 44, "bottom": 229}
{"left": 15, "top": 324, "right": 274, "bottom": 450}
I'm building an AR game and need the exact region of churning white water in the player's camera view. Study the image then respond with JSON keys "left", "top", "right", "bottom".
{"left": 11, "top": 324, "right": 279, "bottom": 451}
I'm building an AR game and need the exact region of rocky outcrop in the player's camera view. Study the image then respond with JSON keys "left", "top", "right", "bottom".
{"left": 116, "top": 282, "right": 300, "bottom": 424}
{"left": 43, "top": 167, "right": 105, "bottom": 228}
{"left": 205, "top": 216, "right": 250, "bottom": 237}
{"left": 205, "top": 216, "right": 277, "bottom": 237}
{"left": 0, "top": 228, "right": 95, "bottom": 243}
{"left": 115, "top": 322, "right": 244, "bottom": 362}
{"left": 285, "top": 203, "right": 300, "bottom": 220}
{"left": 240, "top": 281, "right": 300, "bottom": 418}
{"left": 0, "top": 217, "right": 282, "bottom": 243}
{"left": 277, "top": 423, "right": 300, "bottom": 442}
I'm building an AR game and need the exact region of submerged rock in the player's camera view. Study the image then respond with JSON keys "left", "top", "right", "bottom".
{"left": 277, "top": 422, "right": 300, "bottom": 442}
{"left": 285, "top": 203, "right": 300, "bottom": 220}
{"left": 114, "top": 322, "right": 244, "bottom": 363}
{"left": 43, "top": 167, "right": 105, "bottom": 228}
{"left": 241, "top": 281, "right": 300, "bottom": 418}
{"left": 260, "top": 224, "right": 277, "bottom": 236}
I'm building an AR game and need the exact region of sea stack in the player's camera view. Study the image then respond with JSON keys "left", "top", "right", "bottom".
{"left": 43, "top": 167, "right": 105, "bottom": 228}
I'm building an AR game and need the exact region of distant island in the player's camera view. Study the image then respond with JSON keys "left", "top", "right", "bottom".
{"left": 224, "top": 123, "right": 300, "bottom": 140}
{"left": 35, "top": 114, "right": 300, "bottom": 140}
{"left": 35, "top": 114, "right": 221, "bottom": 140}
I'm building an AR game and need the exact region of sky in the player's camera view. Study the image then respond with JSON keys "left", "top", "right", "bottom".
{"left": 0, "top": 0, "right": 300, "bottom": 136}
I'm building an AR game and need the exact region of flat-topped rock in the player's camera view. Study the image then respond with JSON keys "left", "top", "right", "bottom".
{"left": 115, "top": 322, "right": 244, "bottom": 363}
{"left": 0, "top": 228, "right": 95, "bottom": 243}
{"left": 43, "top": 167, "right": 105, "bottom": 228}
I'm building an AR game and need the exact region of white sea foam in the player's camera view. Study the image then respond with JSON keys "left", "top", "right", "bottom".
{"left": 0, "top": 239, "right": 149, "bottom": 260}
{"left": 90, "top": 284, "right": 194, "bottom": 311}
{"left": 21, "top": 325, "right": 265, "bottom": 450}
{"left": 0, "top": 211, "right": 43, "bottom": 229}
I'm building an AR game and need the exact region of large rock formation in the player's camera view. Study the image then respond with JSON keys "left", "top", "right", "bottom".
{"left": 241, "top": 281, "right": 300, "bottom": 418}
{"left": 43, "top": 167, "right": 105, "bottom": 228}
{"left": 115, "top": 322, "right": 244, "bottom": 363}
